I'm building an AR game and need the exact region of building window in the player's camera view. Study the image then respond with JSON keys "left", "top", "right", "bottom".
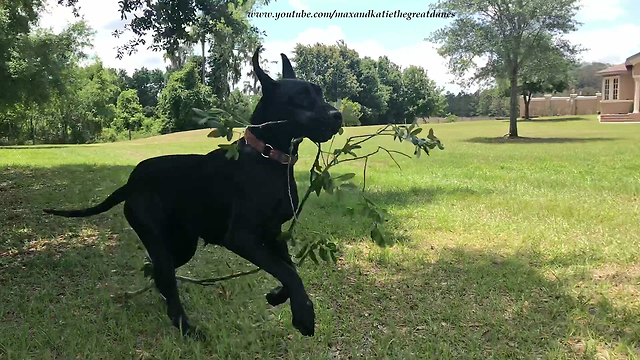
{"left": 603, "top": 76, "right": 620, "bottom": 100}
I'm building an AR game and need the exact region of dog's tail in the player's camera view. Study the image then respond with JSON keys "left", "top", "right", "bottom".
{"left": 43, "top": 184, "right": 130, "bottom": 218}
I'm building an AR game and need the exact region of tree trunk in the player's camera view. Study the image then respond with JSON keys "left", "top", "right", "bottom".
{"left": 201, "top": 38, "right": 206, "bottom": 85}
{"left": 522, "top": 92, "right": 530, "bottom": 120}
{"left": 30, "top": 116, "right": 35, "bottom": 145}
{"left": 508, "top": 74, "right": 519, "bottom": 138}
{"left": 62, "top": 121, "right": 68, "bottom": 143}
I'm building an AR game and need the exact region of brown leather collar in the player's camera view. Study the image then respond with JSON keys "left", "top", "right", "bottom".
{"left": 243, "top": 128, "right": 297, "bottom": 165}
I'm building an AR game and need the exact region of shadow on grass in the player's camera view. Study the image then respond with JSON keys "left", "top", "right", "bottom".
{"left": 312, "top": 246, "right": 640, "bottom": 358}
{"left": 499, "top": 116, "right": 588, "bottom": 123}
{"left": 465, "top": 136, "right": 619, "bottom": 144}
{"left": 0, "top": 145, "right": 92, "bottom": 150}
{"left": 2, "top": 163, "right": 640, "bottom": 358}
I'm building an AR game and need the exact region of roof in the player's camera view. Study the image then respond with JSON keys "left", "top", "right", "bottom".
{"left": 626, "top": 51, "right": 640, "bottom": 64}
{"left": 597, "top": 63, "right": 631, "bottom": 76}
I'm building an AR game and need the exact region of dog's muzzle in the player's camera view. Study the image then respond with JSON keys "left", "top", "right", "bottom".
{"left": 308, "top": 108, "right": 342, "bottom": 143}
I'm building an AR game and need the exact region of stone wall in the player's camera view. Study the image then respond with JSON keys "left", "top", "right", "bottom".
{"left": 519, "top": 93, "right": 601, "bottom": 117}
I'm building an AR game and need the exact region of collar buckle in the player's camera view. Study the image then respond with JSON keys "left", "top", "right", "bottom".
{"left": 261, "top": 143, "right": 274, "bottom": 158}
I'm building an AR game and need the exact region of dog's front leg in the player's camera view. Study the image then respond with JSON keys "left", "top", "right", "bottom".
{"left": 222, "top": 228, "right": 315, "bottom": 336}
{"left": 264, "top": 228, "right": 295, "bottom": 307}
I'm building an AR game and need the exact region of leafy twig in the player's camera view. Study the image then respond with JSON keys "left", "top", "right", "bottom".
{"left": 193, "top": 107, "right": 445, "bottom": 267}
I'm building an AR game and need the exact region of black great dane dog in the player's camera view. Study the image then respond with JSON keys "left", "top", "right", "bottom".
{"left": 43, "top": 47, "right": 343, "bottom": 338}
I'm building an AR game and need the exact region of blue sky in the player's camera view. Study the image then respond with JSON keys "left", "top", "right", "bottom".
{"left": 40, "top": 0, "right": 640, "bottom": 93}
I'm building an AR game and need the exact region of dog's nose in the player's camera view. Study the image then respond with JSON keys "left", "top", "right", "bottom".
{"left": 329, "top": 110, "right": 342, "bottom": 124}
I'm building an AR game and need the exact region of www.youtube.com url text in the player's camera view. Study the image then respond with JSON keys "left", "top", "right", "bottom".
{"left": 247, "top": 9, "right": 455, "bottom": 21}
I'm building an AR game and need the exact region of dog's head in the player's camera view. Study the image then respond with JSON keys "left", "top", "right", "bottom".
{"left": 250, "top": 47, "right": 342, "bottom": 144}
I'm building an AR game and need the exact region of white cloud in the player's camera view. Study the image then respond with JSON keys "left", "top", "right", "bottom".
{"left": 567, "top": 24, "right": 640, "bottom": 64}
{"left": 39, "top": 0, "right": 167, "bottom": 75}
{"left": 577, "top": 0, "right": 625, "bottom": 21}
{"left": 288, "top": 0, "right": 310, "bottom": 11}
{"left": 237, "top": 25, "right": 467, "bottom": 94}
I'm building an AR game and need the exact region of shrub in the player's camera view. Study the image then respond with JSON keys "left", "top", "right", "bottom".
{"left": 445, "top": 113, "right": 458, "bottom": 123}
{"left": 99, "top": 127, "right": 119, "bottom": 142}
{"left": 338, "top": 98, "right": 362, "bottom": 127}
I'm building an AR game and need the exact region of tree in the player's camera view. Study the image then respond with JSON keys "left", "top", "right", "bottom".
{"left": 130, "top": 68, "right": 165, "bottom": 111}
{"left": 445, "top": 91, "right": 478, "bottom": 117}
{"left": 376, "top": 56, "right": 404, "bottom": 124}
{"left": 427, "top": 0, "right": 581, "bottom": 137}
{"left": 352, "top": 57, "right": 388, "bottom": 124}
{"left": 244, "top": 47, "right": 270, "bottom": 95}
{"left": 114, "top": 0, "right": 269, "bottom": 61}
{"left": 338, "top": 98, "right": 362, "bottom": 126}
{"left": 0, "top": 20, "right": 93, "bottom": 143}
{"left": 507, "top": 35, "right": 575, "bottom": 119}
{"left": 476, "top": 87, "right": 509, "bottom": 117}
{"left": 157, "top": 57, "right": 215, "bottom": 132}
{"left": 293, "top": 43, "right": 361, "bottom": 102}
{"left": 401, "top": 66, "right": 446, "bottom": 123}
{"left": 0, "top": 0, "right": 84, "bottom": 109}
{"left": 567, "top": 62, "right": 611, "bottom": 95}
{"left": 206, "top": 17, "right": 262, "bottom": 101}
{"left": 114, "top": 89, "right": 144, "bottom": 140}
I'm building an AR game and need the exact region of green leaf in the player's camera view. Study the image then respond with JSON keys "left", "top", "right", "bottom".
{"left": 193, "top": 108, "right": 208, "bottom": 118}
{"left": 141, "top": 262, "right": 154, "bottom": 279}
{"left": 295, "top": 243, "right": 310, "bottom": 259}
{"left": 324, "top": 177, "right": 335, "bottom": 194}
{"left": 371, "top": 225, "right": 386, "bottom": 247}
{"left": 410, "top": 128, "right": 422, "bottom": 136}
{"left": 427, "top": 128, "right": 438, "bottom": 141}
{"left": 319, "top": 247, "right": 330, "bottom": 262}
{"left": 311, "top": 175, "right": 323, "bottom": 197}
{"left": 367, "top": 207, "right": 384, "bottom": 223}
{"left": 338, "top": 127, "right": 344, "bottom": 135}
{"left": 329, "top": 251, "right": 338, "bottom": 263}
{"left": 346, "top": 207, "right": 355, "bottom": 216}
{"left": 298, "top": 254, "right": 307, "bottom": 266}
{"left": 222, "top": 144, "right": 239, "bottom": 160}
{"left": 308, "top": 250, "right": 319, "bottom": 265}
{"left": 277, "top": 231, "right": 292, "bottom": 243}
{"left": 335, "top": 173, "right": 356, "bottom": 181}
{"left": 226, "top": 130, "right": 233, "bottom": 141}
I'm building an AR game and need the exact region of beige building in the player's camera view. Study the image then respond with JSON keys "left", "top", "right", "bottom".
{"left": 597, "top": 51, "right": 640, "bottom": 122}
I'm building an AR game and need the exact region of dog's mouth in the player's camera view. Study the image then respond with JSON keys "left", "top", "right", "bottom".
{"left": 304, "top": 109, "right": 342, "bottom": 143}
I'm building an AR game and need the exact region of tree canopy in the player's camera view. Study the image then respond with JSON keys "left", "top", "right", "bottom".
{"left": 293, "top": 42, "right": 446, "bottom": 124}
{"left": 427, "top": 0, "right": 581, "bottom": 137}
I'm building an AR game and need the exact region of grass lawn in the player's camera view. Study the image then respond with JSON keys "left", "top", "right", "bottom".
{"left": 1, "top": 115, "right": 640, "bottom": 359}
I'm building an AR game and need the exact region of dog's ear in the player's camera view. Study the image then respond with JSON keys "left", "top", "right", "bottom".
{"left": 280, "top": 53, "right": 296, "bottom": 79}
{"left": 253, "top": 46, "right": 275, "bottom": 93}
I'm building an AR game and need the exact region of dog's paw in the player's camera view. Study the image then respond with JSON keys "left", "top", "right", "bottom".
{"left": 266, "top": 286, "right": 289, "bottom": 306}
{"left": 291, "top": 296, "right": 315, "bottom": 336}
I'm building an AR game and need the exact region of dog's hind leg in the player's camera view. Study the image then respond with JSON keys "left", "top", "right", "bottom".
{"left": 123, "top": 197, "right": 199, "bottom": 339}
